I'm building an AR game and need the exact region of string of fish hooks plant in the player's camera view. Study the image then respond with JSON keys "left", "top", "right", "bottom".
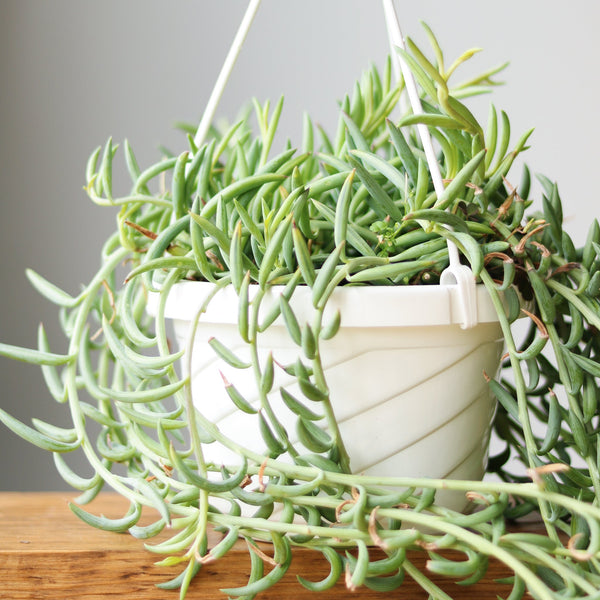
{"left": 2, "top": 12, "right": 600, "bottom": 600}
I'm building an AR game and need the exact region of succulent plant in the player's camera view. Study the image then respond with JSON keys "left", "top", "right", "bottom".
{"left": 2, "top": 23, "right": 600, "bottom": 600}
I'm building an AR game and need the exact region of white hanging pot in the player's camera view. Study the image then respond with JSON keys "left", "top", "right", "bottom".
{"left": 149, "top": 280, "right": 504, "bottom": 511}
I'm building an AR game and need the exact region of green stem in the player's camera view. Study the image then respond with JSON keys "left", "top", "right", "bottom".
{"left": 479, "top": 270, "right": 560, "bottom": 544}
{"left": 64, "top": 246, "right": 149, "bottom": 506}
{"left": 310, "top": 307, "right": 351, "bottom": 474}
{"left": 547, "top": 279, "right": 600, "bottom": 330}
{"left": 176, "top": 274, "right": 231, "bottom": 560}
{"left": 402, "top": 560, "right": 454, "bottom": 600}
{"left": 545, "top": 321, "right": 600, "bottom": 503}
{"left": 179, "top": 274, "right": 229, "bottom": 475}
{"left": 248, "top": 286, "right": 299, "bottom": 459}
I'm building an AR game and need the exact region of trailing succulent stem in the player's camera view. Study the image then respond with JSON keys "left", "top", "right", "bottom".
{"left": 2, "top": 25, "right": 600, "bottom": 600}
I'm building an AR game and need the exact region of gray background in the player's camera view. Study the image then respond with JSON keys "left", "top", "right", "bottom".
{"left": 0, "top": 1, "right": 598, "bottom": 490}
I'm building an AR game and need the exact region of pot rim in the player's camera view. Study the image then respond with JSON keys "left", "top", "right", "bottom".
{"left": 148, "top": 280, "right": 503, "bottom": 328}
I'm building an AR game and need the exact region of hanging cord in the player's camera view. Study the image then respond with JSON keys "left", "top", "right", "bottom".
{"left": 382, "top": 0, "right": 478, "bottom": 329}
{"left": 194, "top": 0, "right": 263, "bottom": 148}
{"left": 193, "top": 0, "right": 477, "bottom": 328}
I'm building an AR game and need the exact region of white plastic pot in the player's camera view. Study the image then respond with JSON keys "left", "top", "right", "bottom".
{"left": 149, "top": 281, "right": 504, "bottom": 510}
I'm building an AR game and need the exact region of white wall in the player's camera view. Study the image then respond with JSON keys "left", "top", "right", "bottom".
{"left": 1, "top": 0, "right": 598, "bottom": 490}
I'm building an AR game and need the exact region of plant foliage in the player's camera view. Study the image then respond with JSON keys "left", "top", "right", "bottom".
{"left": 2, "top": 25, "right": 600, "bottom": 600}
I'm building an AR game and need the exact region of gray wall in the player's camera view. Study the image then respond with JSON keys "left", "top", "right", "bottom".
{"left": 1, "top": 1, "right": 598, "bottom": 490}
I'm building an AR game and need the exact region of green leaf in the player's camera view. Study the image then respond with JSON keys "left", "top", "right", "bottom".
{"left": 387, "top": 120, "right": 418, "bottom": 185}
{"left": 334, "top": 169, "right": 356, "bottom": 254}
{"left": 258, "top": 411, "right": 286, "bottom": 456}
{"left": 261, "top": 353, "right": 275, "bottom": 396}
{"left": 442, "top": 230, "right": 484, "bottom": 276}
{"left": 0, "top": 342, "right": 73, "bottom": 366}
{"left": 312, "top": 243, "right": 346, "bottom": 308}
{"left": 238, "top": 270, "right": 251, "bottom": 343}
{"left": 312, "top": 200, "right": 376, "bottom": 257}
{"left": 279, "top": 295, "right": 301, "bottom": 345}
{"left": 37, "top": 324, "right": 67, "bottom": 403}
{"left": 136, "top": 478, "right": 171, "bottom": 526}
{"left": 351, "top": 149, "right": 406, "bottom": 193}
{"left": 0, "top": 408, "right": 80, "bottom": 452}
{"left": 234, "top": 198, "right": 265, "bottom": 246}
{"left": 190, "top": 197, "right": 217, "bottom": 282}
{"left": 297, "top": 546, "right": 343, "bottom": 592}
{"left": 536, "top": 391, "right": 562, "bottom": 455}
{"left": 101, "top": 316, "right": 179, "bottom": 378}
{"left": 32, "top": 419, "right": 78, "bottom": 443}
{"left": 301, "top": 324, "right": 317, "bottom": 360}
{"left": 484, "top": 104, "right": 498, "bottom": 171}
{"left": 188, "top": 212, "right": 231, "bottom": 255}
{"left": 348, "top": 155, "right": 403, "bottom": 223}
{"left": 342, "top": 112, "right": 370, "bottom": 152}
{"left": 347, "top": 540, "right": 370, "bottom": 590}
{"left": 258, "top": 213, "right": 293, "bottom": 288}
{"left": 212, "top": 119, "right": 244, "bottom": 168}
{"left": 433, "top": 149, "right": 486, "bottom": 210}
{"left": 53, "top": 454, "right": 102, "bottom": 491}
{"left": 100, "top": 378, "right": 187, "bottom": 404}
{"left": 229, "top": 220, "right": 244, "bottom": 292}
{"left": 208, "top": 337, "right": 251, "bottom": 369}
{"left": 320, "top": 310, "right": 341, "bottom": 340}
{"left": 296, "top": 418, "right": 332, "bottom": 453}
{"left": 347, "top": 259, "right": 435, "bottom": 283}
{"left": 292, "top": 224, "right": 316, "bottom": 286}
{"left": 134, "top": 156, "right": 178, "bottom": 195}
{"left": 201, "top": 173, "right": 287, "bottom": 218}
{"left": 99, "top": 136, "right": 115, "bottom": 201}
{"left": 97, "top": 430, "right": 137, "bottom": 462}
{"left": 571, "top": 353, "right": 600, "bottom": 379}
{"left": 296, "top": 367, "right": 328, "bottom": 404}
{"left": 397, "top": 113, "right": 465, "bottom": 131}
{"left": 280, "top": 388, "right": 323, "bottom": 421}
{"left": 85, "top": 145, "right": 101, "bottom": 187}
{"left": 128, "top": 517, "right": 166, "bottom": 541}
{"left": 221, "top": 371, "right": 257, "bottom": 414}
{"left": 172, "top": 151, "right": 190, "bottom": 219}
{"left": 183, "top": 142, "right": 207, "bottom": 199}
{"left": 395, "top": 48, "right": 438, "bottom": 101}
{"left": 221, "top": 535, "right": 291, "bottom": 596}
{"left": 69, "top": 501, "right": 142, "bottom": 532}
{"left": 118, "top": 404, "right": 184, "bottom": 430}
{"left": 404, "top": 209, "right": 469, "bottom": 233}
{"left": 260, "top": 96, "right": 285, "bottom": 166}
{"left": 25, "top": 269, "right": 78, "bottom": 307}
{"left": 488, "top": 379, "right": 519, "bottom": 421}
{"left": 489, "top": 109, "right": 510, "bottom": 173}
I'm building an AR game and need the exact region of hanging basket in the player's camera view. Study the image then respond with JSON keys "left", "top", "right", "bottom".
{"left": 149, "top": 280, "right": 503, "bottom": 511}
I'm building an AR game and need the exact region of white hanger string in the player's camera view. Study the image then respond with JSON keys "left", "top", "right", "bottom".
{"left": 382, "top": 0, "right": 478, "bottom": 328}
{"left": 194, "top": 0, "right": 263, "bottom": 148}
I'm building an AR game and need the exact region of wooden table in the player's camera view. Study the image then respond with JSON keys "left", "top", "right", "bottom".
{"left": 0, "top": 492, "right": 518, "bottom": 599}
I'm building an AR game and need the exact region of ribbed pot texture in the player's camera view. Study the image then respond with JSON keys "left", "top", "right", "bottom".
{"left": 151, "top": 281, "right": 504, "bottom": 511}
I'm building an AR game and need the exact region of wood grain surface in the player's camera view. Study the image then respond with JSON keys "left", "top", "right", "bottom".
{"left": 0, "top": 492, "right": 521, "bottom": 599}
